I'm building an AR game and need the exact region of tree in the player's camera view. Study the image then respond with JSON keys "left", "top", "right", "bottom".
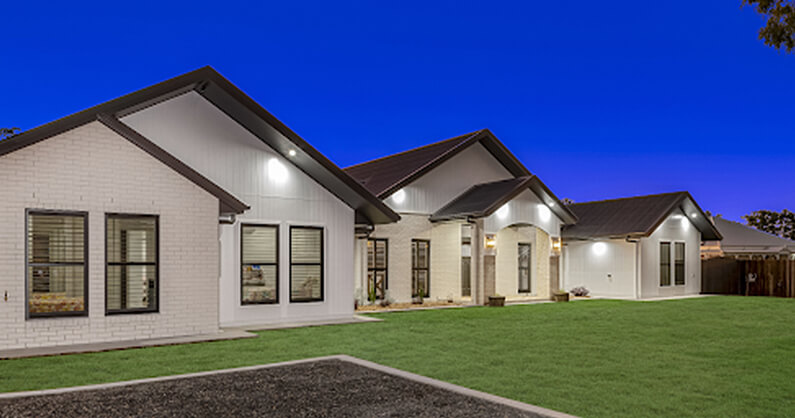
{"left": 0, "top": 127, "right": 20, "bottom": 139}
{"left": 743, "top": 209, "right": 795, "bottom": 240}
{"left": 743, "top": 0, "right": 795, "bottom": 53}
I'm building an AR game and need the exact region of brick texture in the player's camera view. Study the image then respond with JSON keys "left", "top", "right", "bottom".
{"left": 0, "top": 122, "right": 220, "bottom": 350}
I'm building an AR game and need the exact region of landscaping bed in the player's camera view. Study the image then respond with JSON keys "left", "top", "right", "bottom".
{"left": 0, "top": 359, "right": 538, "bottom": 417}
{"left": 356, "top": 300, "right": 462, "bottom": 312}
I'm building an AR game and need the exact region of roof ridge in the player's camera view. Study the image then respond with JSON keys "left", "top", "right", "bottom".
{"left": 343, "top": 129, "right": 484, "bottom": 171}
{"left": 569, "top": 191, "right": 688, "bottom": 207}
{"left": 716, "top": 217, "right": 795, "bottom": 243}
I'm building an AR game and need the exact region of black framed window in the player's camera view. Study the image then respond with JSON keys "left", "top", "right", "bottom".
{"left": 241, "top": 224, "right": 279, "bottom": 304}
{"left": 518, "top": 243, "right": 532, "bottom": 293}
{"left": 106, "top": 214, "right": 158, "bottom": 314}
{"left": 367, "top": 238, "right": 388, "bottom": 300}
{"left": 290, "top": 226, "right": 323, "bottom": 302}
{"left": 660, "top": 242, "right": 671, "bottom": 286}
{"left": 674, "top": 242, "right": 686, "bottom": 286}
{"left": 411, "top": 239, "right": 430, "bottom": 297}
{"left": 26, "top": 210, "right": 88, "bottom": 318}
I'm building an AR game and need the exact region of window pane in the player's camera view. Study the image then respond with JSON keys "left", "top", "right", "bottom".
{"left": 291, "top": 265, "right": 322, "bottom": 300}
{"left": 660, "top": 242, "right": 671, "bottom": 286}
{"left": 242, "top": 225, "right": 277, "bottom": 264}
{"left": 28, "top": 214, "right": 85, "bottom": 264}
{"left": 367, "top": 240, "right": 375, "bottom": 269}
{"left": 418, "top": 242, "right": 428, "bottom": 268}
{"left": 417, "top": 270, "right": 429, "bottom": 297}
{"left": 518, "top": 244, "right": 531, "bottom": 268}
{"left": 519, "top": 269, "right": 530, "bottom": 292}
{"left": 242, "top": 265, "right": 277, "bottom": 303}
{"left": 675, "top": 242, "right": 685, "bottom": 285}
{"left": 107, "top": 217, "right": 156, "bottom": 264}
{"left": 107, "top": 265, "right": 157, "bottom": 311}
{"left": 375, "top": 241, "right": 387, "bottom": 269}
{"left": 28, "top": 265, "right": 85, "bottom": 314}
{"left": 291, "top": 228, "right": 322, "bottom": 264}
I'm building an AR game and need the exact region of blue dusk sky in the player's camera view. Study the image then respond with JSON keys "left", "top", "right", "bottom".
{"left": 1, "top": 1, "right": 792, "bottom": 222}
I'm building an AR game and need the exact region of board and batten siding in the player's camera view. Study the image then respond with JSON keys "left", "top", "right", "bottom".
{"left": 122, "top": 92, "right": 355, "bottom": 327}
{"left": 384, "top": 143, "right": 513, "bottom": 215}
{"left": 484, "top": 190, "right": 562, "bottom": 237}
{"left": 562, "top": 239, "right": 638, "bottom": 298}
{"left": 639, "top": 211, "right": 702, "bottom": 298}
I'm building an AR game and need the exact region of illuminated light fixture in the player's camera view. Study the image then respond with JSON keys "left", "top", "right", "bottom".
{"left": 592, "top": 242, "right": 607, "bottom": 256}
{"left": 391, "top": 189, "right": 406, "bottom": 204}
{"left": 691, "top": 213, "right": 698, "bottom": 219}
{"left": 485, "top": 234, "right": 497, "bottom": 248}
{"left": 268, "top": 158, "right": 288, "bottom": 184}
{"left": 538, "top": 205, "right": 551, "bottom": 222}
{"left": 496, "top": 204, "right": 510, "bottom": 219}
{"left": 288, "top": 149, "right": 297, "bottom": 157}
{"left": 551, "top": 237, "right": 562, "bottom": 252}
{"left": 549, "top": 201, "right": 555, "bottom": 207}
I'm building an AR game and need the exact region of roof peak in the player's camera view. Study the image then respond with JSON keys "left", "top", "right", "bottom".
{"left": 569, "top": 191, "right": 689, "bottom": 207}
{"left": 344, "top": 129, "right": 485, "bottom": 170}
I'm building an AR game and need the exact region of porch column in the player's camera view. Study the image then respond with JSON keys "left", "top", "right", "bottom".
{"left": 471, "top": 218, "right": 486, "bottom": 305}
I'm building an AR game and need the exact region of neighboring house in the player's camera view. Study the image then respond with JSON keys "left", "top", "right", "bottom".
{"left": 344, "top": 130, "right": 577, "bottom": 305}
{"left": 701, "top": 217, "right": 795, "bottom": 297}
{"left": 702, "top": 217, "right": 795, "bottom": 259}
{"left": 0, "top": 67, "right": 398, "bottom": 350}
{"left": 560, "top": 192, "right": 721, "bottom": 299}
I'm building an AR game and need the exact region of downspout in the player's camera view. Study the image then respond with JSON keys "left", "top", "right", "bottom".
{"left": 626, "top": 237, "right": 641, "bottom": 299}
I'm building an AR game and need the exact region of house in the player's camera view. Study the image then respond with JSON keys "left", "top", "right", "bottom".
{"left": 560, "top": 192, "right": 722, "bottom": 299}
{"left": 702, "top": 217, "right": 795, "bottom": 259}
{"left": 344, "top": 130, "right": 577, "bottom": 305}
{"left": 701, "top": 217, "right": 795, "bottom": 297}
{"left": 0, "top": 67, "right": 398, "bottom": 351}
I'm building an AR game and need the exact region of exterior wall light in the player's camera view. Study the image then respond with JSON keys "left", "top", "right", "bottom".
{"left": 268, "top": 157, "right": 288, "bottom": 184}
{"left": 592, "top": 242, "right": 607, "bottom": 256}
{"left": 485, "top": 234, "right": 497, "bottom": 249}
{"left": 391, "top": 189, "right": 406, "bottom": 204}
{"left": 496, "top": 204, "right": 509, "bottom": 219}
{"left": 538, "top": 204, "right": 551, "bottom": 222}
{"left": 551, "top": 237, "right": 562, "bottom": 253}
{"left": 288, "top": 149, "right": 297, "bottom": 157}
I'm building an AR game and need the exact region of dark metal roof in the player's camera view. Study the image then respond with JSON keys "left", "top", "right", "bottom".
{"left": 344, "top": 129, "right": 577, "bottom": 224}
{"left": 710, "top": 217, "right": 795, "bottom": 254}
{"left": 561, "top": 192, "right": 722, "bottom": 241}
{"left": 430, "top": 177, "right": 534, "bottom": 221}
{"left": 344, "top": 130, "right": 481, "bottom": 197}
{"left": 0, "top": 67, "right": 399, "bottom": 224}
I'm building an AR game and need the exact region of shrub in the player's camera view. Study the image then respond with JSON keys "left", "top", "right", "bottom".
{"left": 570, "top": 286, "right": 589, "bottom": 297}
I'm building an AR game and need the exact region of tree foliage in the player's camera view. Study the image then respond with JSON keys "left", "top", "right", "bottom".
{"left": 0, "top": 127, "right": 20, "bottom": 139}
{"left": 743, "top": 209, "right": 795, "bottom": 240}
{"left": 743, "top": 0, "right": 795, "bottom": 52}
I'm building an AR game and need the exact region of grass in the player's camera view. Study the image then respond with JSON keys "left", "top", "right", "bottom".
{"left": 1, "top": 296, "right": 794, "bottom": 417}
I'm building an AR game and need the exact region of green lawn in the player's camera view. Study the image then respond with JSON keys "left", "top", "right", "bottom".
{"left": 1, "top": 297, "right": 794, "bottom": 417}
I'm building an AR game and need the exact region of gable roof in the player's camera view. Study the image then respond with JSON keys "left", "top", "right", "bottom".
{"left": 344, "top": 129, "right": 577, "bottom": 224}
{"left": 710, "top": 217, "right": 795, "bottom": 255}
{"left": 0, "top": 67, "right": 399, "bottom": 224}
{"left": 561, "top": 192, "right": 722, "bottom": 241}
{"left": 430, "top": 177, "right": 534, "bottom": 221}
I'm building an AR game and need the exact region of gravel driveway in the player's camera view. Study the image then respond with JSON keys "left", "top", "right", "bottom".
{"left": 0, "top": 359, "right": 544, "bottom": 417}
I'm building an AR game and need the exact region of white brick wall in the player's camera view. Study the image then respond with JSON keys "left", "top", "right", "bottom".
{"left": 0, "top": 122, "right": 220, "bottom": 350}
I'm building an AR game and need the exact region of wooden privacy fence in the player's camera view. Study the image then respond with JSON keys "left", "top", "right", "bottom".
{"left": 702, "top": 257, "right": 795, "bottom": 298}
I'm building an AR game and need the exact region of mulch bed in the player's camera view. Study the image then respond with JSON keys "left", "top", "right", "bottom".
{"left": 0, "top": 359, "right": 539, "bottom": 417}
